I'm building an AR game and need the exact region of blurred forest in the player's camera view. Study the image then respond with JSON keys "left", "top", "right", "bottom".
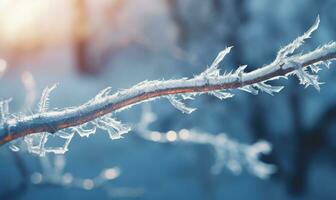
{"left": 0, "top": 0, "right": 336, "bottom": 199}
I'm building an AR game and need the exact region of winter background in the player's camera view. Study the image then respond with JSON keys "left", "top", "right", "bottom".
{"left": 0, "top": 0, "right": 336, "bottom": 199}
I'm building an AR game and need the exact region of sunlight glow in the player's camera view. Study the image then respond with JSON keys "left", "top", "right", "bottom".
{"left": 0, "top": 0, "right": 72, "bottom": 49}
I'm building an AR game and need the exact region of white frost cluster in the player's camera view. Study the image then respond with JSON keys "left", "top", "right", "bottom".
{"left": 162, "top": 16, "right": 334, "bottom": 115}
{"left": 23, "top": 85, "right": 131, "bottom": 156}
{"left": 289, "top": 42, "right": 336, "bottom": 90}
{"left": 137, "top": 105, "right": 276, "bottom": 179}
{"left": 274, "top": 16, "right": 336, "bottom": 90}
{"left": 163, "top": 45, "right": 283, "bottom": 114}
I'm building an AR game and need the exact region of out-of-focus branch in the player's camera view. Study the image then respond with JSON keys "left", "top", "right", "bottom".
{"left": 30, "top": 155, "right": 144, "bottom": 198}
{"left": 136, "top": 104, "right": 276, "bottom": 179}
{"left": 72, "top": 0, "right": 93, "bottom": 74}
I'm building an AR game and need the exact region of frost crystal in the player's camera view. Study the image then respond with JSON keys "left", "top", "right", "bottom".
{"left": 38, "top": 84, "right": 58, "bottom": 112}
{"left": 235, "top": 65, "right": 247, "bottom": 80}
{"left": 275, "top": 16, "right": 320, "bottom": 63}
{"left": 24, "top": 84, "right": 70, "bottom": 155}
{"left": 238, "top": 81, "right": 283, "bottom": 96}
{"left": 42, "top": 130, "right": 75, "bottom": 154}
{"left": 72, "top": 122, "right": 97, "bottom": 137}
{"left": 87, "top": 86, "right": 113, "bottom": 105}
{"left": 198, "top": 46, "right": 233, "bottom": 79}
{"left": 209, "top": 90, "right": 234, "bottom": 100}
{"left": 270, "top": 16, "right": 327, "bottom": 92}
{"left": 309, "top": 64, "right": 322, "bottom": 73}
{"left": 239, "top": 85, "right": 259, "bottom": 95}
{"left": 19, "top": 83, "right": 132, "bottom": 155}
{"left": 293, "top": 67, "right": 321, "bottom": 90}
{"left": 253, "top": 82, "right": 284, "bottom": 96}
{"left": 9, "top": 144, "right": 20, "bottom": 152}
{"left": 92, "top": 114, "right": 131, "bottom": 140}
{"left": 167, "top": 95, "right": 196, "bottom": 114}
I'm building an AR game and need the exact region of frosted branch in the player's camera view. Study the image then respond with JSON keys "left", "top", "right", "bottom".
{"left": 0, "top": 17, "right": 336, "bottom": 154}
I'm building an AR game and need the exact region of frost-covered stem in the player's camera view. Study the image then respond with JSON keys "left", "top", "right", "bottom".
{"left": 0, "top": 43, "right": 336, "bottom": 145}
{"left": 137, "top": 105, "right": 276, "bottom": 178}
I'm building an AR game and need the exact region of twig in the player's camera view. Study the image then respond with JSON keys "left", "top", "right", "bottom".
{"left": 0, "top": 17, "right": 335, "bottom": 150}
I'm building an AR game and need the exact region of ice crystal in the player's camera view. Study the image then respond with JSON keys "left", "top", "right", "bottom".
{"left": 22, "top": 85, "right": 70, "bottom": 155}
{"left": 273, "top": 16, "right": 328, "bottom": 92}
{"left": 293, "top": 66, "right": 321, "bottom": 90}
{"left": 72, "top": 122, "right": 97, "bottom": 137}
{"left": 92, "top": 114, "right": 131, "bottom": 140}
{"left": 38, "top": 84, "right": 58, "bottom": 112}
{"left": 42, "top": 130, "right": 75, "bottom": 154}
{"left": 309, "top": 64, "right": 322, "bottom": 73}
{"left": 19, "top": 83, "right": 132, "bottom": 155}
{"left": 235, "top": 65, "right": 247, "bottom": 80}
{"left": 167, "top": 95, "right": 196, "bottom": 114}
{"left": 253, "top": 82, "right": 284, "bottom": 96}
{"left": 209, "top": 90, "right": 234, "bottom": 100}
{"left": 201, "top": 46, "right": 233, "bottom": 79}
{"left": 86, "top": 86, "right": 113, "bottom": 105}
{"left": 275, "top": 15, "right": 320, "bottom": 63}
{"left": 9, "top": 144, "right": 20, "bottom": 152}
{"left": 24, "top": 84, "right": 61, "bottom": 156}
{"left": 239, "top": 85, "right": 259, "bottom": 95}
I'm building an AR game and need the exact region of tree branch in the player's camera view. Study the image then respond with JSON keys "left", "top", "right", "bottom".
{"left": 1, "top": 17, "right": 336, "bottom": 152}
{"left": 0, "top": 42, "right": 335, "bottom": 146}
